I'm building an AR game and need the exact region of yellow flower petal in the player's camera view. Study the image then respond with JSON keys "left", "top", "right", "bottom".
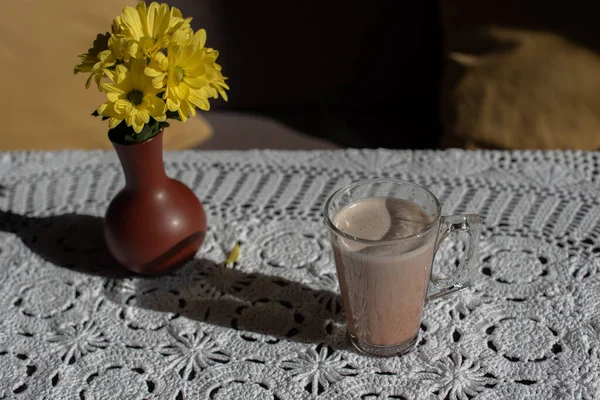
{"left": 114, "top": 64, "right": 129, "bottom": 82}
{"left": 114, "top": 99, "right": 132, "bottom": 114}
{"left": 137, "top": 109, "right": 150, "bottom": 124}
{"left": 124, "top": 41, "right": 139, "bottom": 59}
{"left": 166, "top": 97, "right": 179, "bottom": 112}
{"left": 108, "top": 117, "right": 121, "bottom": 129}
{"left": 147, "top": 95, "right": 166, "bottom": 116}
{"left": 85, "top": 75, "right": 94, "bottom": 89}
{"left": 171, "top": 5, "right": 183, "bottom": 19}
{"left": 152, "top": 4, "right": 171, "bottom": 38}
{"left": 177, "top": 105, "right": 188, "bottom": 122}
{"left": 135, "top": 1, "right": 149, "bottom": 34}
{"left": 151, "top": 75, "right": 166, "bottom": 89}
{"left": 171, "top": 29, "right": 190, "bottom": 46}
{"left": 125, "top": 109, "right": 137, "bottom": 127}
{"left": 190, "top": 29, "right": 207, "bottom": 49}
{"left": 173, "top": 84, "right": 189, "bottom": 98}
{"left": 121, "top": 6, "right": 144, "bottom": 40}
{"left": 217, "top": 89, "right": 228, "bottom": 102}
{"left": 187, "top": 89, "right": 210, "bottom": 111}
{"left": 100, "top": 83, "right": 125, "bottom": 96}
{"left": 144, "top": 66, "right": 163, "bottom": 78}
{"left": 222, "top": 241, "right": 240, "bottom": 267}
{"left": 183, "top": 77, "right": 207, "bottom": 89}
{"left": 112, "top": 17, "right": 122, "bottom": 34}
{"left": 97, "top": 103, "right": 109, "bottom": 115}
{"left": 132, "top": 121, "right": 143, "bottom": 133}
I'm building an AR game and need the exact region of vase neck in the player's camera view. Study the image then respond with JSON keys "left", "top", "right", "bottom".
{"left": 112, "top": 131, "right": 168, "bottom": 192}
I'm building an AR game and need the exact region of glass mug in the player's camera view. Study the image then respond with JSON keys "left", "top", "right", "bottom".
{"left": 324, "top": 178, "right": 482, "bottom": 357}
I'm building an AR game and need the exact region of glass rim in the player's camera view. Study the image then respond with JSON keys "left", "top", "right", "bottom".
{"left": 323, "top": 178, "right": 441, "bottom": 245}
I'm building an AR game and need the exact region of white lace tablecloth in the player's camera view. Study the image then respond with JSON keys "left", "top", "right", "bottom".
{"left": 0, "top": 149, "right": 598, "bottom": 399}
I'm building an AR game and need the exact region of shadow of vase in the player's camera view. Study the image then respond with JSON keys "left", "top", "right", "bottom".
{"left": 103, "top": 258, "right": 350, "bottom": 350}
{"left": 0, "top": 210, "right": 131, "bottom": 278}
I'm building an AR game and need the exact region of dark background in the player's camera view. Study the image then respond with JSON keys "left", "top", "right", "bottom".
{"left": 178, "top": 1, "right": 444, "bottom": 149}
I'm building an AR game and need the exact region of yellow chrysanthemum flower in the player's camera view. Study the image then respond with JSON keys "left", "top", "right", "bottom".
{"left": 75, "top": 1, "right": 229, "bottom": 141}
{"left": 145, "top": 30, "right": 229, "bottom": 122}
{"left": 98, "top": 60, "right": 166, "bottom": 133}
{"left": 114, "top": 1, "right": 192, "bottom": 58}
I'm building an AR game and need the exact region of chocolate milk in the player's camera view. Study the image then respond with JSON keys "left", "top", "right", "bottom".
{"left": 332, "top": 197, "right": 437, "bottom": 346}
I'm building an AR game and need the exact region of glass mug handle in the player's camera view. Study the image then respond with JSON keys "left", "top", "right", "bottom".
{"left": 427, "top": 214, "right": 483, "bottom": 300}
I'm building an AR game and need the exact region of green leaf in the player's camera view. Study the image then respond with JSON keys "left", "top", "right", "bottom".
{"left": 135, "top": 122, "right": 158, "bottom": 142}
{"left": 107, "top": 117, "right": 169, "bottom": 145}
{"left": 166, "top": 110, "right": 181, "bottom": 120}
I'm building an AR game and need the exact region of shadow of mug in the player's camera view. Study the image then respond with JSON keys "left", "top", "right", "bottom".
{"left": 103, "top": 259, "right": 350, "bottom": 350}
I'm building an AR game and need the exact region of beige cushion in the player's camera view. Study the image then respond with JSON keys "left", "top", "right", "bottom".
{"left": 0, "top": 0, "right": 212, "bottom": 150}
{"left": 440, "top": 1, "right": 600, "bottom": 150}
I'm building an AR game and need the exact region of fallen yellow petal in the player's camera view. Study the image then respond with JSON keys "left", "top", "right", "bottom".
{"left": 222, "top": 241, "right": 240, "bottom": 268}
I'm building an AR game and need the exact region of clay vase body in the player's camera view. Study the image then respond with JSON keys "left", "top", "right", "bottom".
{"left": 104, "top": 130, "right": 206, "bottom": 275}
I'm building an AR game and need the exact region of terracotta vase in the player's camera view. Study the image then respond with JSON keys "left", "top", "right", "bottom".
{"left": 104, "top": 130, "right": 207, "bottom": 275}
